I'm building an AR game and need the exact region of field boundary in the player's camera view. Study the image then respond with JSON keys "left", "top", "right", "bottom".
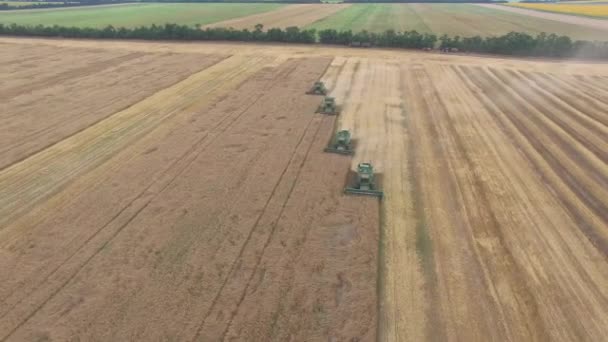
{"left": 2, "top": 22, "right": 608, "bottom": 59}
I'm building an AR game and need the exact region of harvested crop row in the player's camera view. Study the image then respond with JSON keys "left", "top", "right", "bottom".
{"left": 324, "top": 56, "right": 608, "bottom": 341}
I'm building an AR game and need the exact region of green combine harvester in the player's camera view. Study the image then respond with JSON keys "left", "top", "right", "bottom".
{"left": 324, "top": 130, "right": 353, "bottom": 155}
{"left": 344, "top": 162, "right": 383, "bottom": 198}
{"left": 317, "top": 96, "right": 340, "bottom": 115}
{"left": 307, "top": 81, "right": 328, "bottom": 95}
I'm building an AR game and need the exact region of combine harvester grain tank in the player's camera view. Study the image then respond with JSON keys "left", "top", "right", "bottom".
{"left": 306, "top": 81, "right": 328, "bottom": 95}
{"left": 316, "top": 96, "right": 340, "bottom": 115}
{"left": 324, "top": 129, "right": 354, "bottom": 155}
{"left": 344, "top": 162, "right": 383, "bottom": 198}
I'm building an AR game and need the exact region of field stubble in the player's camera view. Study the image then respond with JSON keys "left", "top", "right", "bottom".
{"left": 323, "top": 51, "right": 608, "bottom": 341}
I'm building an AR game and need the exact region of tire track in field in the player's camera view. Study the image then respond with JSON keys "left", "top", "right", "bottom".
{"left": 197, "top": 61, "right": 305, "bottom": 265}
{"left": 190, "top": 103, "right": 320, "bottom": 342}
{"left": 218, "top": 114, "right": 327, "bottom": 341}
{"left": 457, "top": 65, "right": 608, "bottom": 257}
{"left": 140, "top": 60, "right": 305, "bottom": 293}
{"left": 174, "top": 58, "right": 331, "bottom": 341}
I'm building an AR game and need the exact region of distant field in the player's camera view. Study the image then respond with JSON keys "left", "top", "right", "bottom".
{"left": 205, "top": 4, "right": 350, "bottom": 30}
{"left": 0, "top": 3, "right": 284, "bottom": 28}
{"left": 509, "top": 2, "right": 608, "bottom": 18}
{"left": 306, "top": 4, "right": 608, "bottom": 40}
{"left": 1, "top": 3, "right": 608, "bottom": 41}
{"left": 1, "top": 1, "right": 64, "bottom": 6}
{"left": 305, "top": 4, "right": 427, "bottom": 33}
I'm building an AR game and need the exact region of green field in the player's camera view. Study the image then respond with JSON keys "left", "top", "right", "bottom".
{"left": 1, "top": 3, "right": 607, "bottom": 41}
{"left": 306, "top": 3, "right": 608, "bottom": 40}
{"left": 1, "top": 1, "right": 65, "bottom": 6}
{"left": 0, "top": 3, "right": 284, "bottom": 28}
{"left": 305, "top": 4, "right": 428, "bottom": 33}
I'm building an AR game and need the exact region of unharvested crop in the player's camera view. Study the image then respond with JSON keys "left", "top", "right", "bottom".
{"left": 0, "top": 3, "right": 283, "bottom": 27}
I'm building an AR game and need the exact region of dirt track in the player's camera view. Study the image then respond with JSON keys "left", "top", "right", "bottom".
{"left": 0, "top": 37, "right": 607, "bottom": 341}
{"left": 480, "top": 4, "right": 608, "bottom": 31}
{"left": 205, "top": 4, "right": 350, "bottom": 30}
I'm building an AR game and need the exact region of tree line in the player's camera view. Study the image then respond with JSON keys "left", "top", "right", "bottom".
{"left": 0, "top": 1, "right": 127, "bottom": 11}
{"left": 0, "top": 2, "right": 72, "bottom": 10}
{"left": 0, "top": 23, "right": 607, "bottom": 59}
{"left": 343, "top": 0, "right": 503, "bottom": 3}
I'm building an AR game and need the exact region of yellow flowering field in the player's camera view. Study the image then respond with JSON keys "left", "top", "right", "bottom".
{"left": 509, "top": 2, "right": 608, "bottom": 18}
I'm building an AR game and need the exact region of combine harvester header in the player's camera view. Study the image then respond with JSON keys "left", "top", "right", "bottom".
{"left": 344, "top": 162, "right": 383, "bottom": 198}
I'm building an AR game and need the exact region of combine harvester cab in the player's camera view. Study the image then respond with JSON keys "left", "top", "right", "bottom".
{"left": 316, "top": 96, "right": 340, "bottom": 115}
{"left": 324, "top": 129, "right": 354, "bottom": 155}
{"left": 307, "top": 81, "right": 328, "bottom": 95}
{"left": 345, "top": 162, "right": 383, "bottom": 198}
